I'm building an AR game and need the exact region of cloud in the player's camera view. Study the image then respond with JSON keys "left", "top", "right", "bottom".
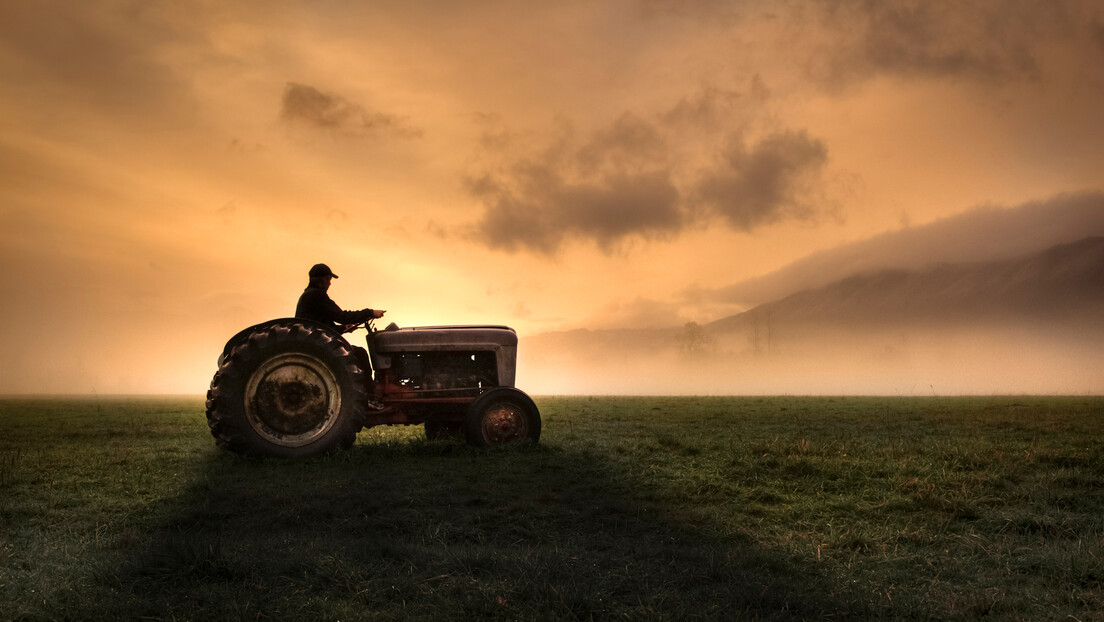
{"left": 630, "top": 0, "right": 1100, "bottom": 89}
{"left": 468, "top": 103, "right": 832, "bottom": 255}
{"left": 695, "top": 130, "right": 828, "bottom": 231}
{"left": 469, "top": 166, "right": 682, "bottom": 255}
{"left": 280, "top": 82, "right": 421, "bottom": 138}
{"left": 660, "top": 82, "right": 767, "bottom": 131}
{"left": 576, "top": 113, "right": 669, "bottom": 173}
{"left": 1093, "top": 20, "right": 1104, "bottom": 55}
{"left": 691, "top": 191, "right": 1104, "bottom": 308}
{"left": 806, "top": 0, "right": 1099, "bottom": 87}
{"left": 468, "top": 112, "right": 685, "bottom": 254}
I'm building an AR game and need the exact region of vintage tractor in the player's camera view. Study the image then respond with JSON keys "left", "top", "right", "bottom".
{"left": 205, "top": 319, "right": 541, "bottom": 457}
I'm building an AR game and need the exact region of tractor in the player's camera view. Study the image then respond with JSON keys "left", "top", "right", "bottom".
{"left": 205, "top": 319, "right": 540, "bottom": 457}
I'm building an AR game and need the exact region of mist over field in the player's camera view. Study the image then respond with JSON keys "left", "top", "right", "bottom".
{"left": 521, "top": 322, "right": 1104, "bottom": 395}
{"left": 520, "top": 231, "right": 1104, "bottom": 395}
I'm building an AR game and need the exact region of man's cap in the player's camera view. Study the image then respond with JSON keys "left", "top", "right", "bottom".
{"left": 309, "top": 263, "right": 338, "bottom": 279}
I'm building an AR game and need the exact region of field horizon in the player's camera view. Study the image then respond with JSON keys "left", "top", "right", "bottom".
{"left": 2, "top": 390, "right": 1102, "bottom": 398}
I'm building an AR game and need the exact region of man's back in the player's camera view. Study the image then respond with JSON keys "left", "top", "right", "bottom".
{"left": 295, "top": 284, "right": 337, "bottom": 327}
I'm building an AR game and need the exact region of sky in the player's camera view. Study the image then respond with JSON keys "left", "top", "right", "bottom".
{"left": 1, "top": 0, "right": 1103, "bottom": 394}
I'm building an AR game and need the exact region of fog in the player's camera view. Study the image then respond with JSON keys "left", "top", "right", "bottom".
{"left": 518, "top": 321, "right": 1104, "bottom": 396}
{"left": 520, "top": 228, "right": 1104, "bottom": 396}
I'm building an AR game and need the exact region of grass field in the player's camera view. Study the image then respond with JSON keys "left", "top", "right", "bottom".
{"left": 1, "top": 396, "right": 1103, "bottom": 620}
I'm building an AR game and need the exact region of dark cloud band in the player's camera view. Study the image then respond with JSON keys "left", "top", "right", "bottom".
{"left": 280, "top": 83, "right": 421, "bottom": 138}
{"left": 695, "top": 130, "right": 828, "bottom": 231}
{"left": 467, "top": 107, "right": 831, "bottom": 255}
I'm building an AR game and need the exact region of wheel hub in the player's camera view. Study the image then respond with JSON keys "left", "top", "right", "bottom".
{"left": 481, "top": 403, "right": 528, "bottom": 443}
{"left": 245, "top": 353, "right": 341, "bottom": 447}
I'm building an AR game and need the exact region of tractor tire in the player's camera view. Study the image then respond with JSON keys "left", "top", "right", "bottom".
{"left": 206, "top": 320, "right": 370, "bottom": 458}
{"left": 463, "top": 388, "right": 541, "bottom": 447}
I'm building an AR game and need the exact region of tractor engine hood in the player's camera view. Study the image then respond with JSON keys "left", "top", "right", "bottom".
{"left": 368, "top": 325, "right": 519, "bottom": 387}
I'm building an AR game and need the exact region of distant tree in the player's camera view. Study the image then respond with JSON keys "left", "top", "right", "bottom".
{"left": 747, "top": 309, "right": 772, "bottom": 357}
{"left": 677, "top": 321, "right": 712, "bottom": 357}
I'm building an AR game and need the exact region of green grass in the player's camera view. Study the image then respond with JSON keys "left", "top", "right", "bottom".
{"left": 1, "top": 396, "right": 1103, "bottom": 620}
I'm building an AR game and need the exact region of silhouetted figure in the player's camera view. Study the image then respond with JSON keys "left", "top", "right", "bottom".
{"left": 295, "top": 263, "right": 385, "bottom": 331}
{"left": 295, "top": 263, "right": 387, "bottom": 410}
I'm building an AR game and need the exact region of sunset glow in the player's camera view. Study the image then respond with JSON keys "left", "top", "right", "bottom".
{"left": 2, "top": 1, "right": 1103, "bottom": 394}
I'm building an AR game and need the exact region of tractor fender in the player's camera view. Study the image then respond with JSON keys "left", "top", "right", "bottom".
{"left": 217, "top": 318, "right": 345, "bottom": 364}
{"left": 468, "top": 386, "right": 538, "bottom": 415}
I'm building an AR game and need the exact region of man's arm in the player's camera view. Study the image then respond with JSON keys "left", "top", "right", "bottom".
{"left": 321, "top": 296, "right": 378, "bottom": 325}
{"left": 322, "top": 293, "right": 386, "bottom": 325}
{"left": 298, "top": 288, "right": 383, "bottom": 327}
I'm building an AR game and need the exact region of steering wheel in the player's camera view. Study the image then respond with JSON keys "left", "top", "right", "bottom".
{"left": 341, "top": 319, "right": 369, "bottom": 334}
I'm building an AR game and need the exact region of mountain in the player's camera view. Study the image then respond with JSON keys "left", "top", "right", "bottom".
{"left": 703, "top": 192, "right": 1104, "bottom": 307}
{"left": 707, "top": 236, "right": 1104, "bottom": 333}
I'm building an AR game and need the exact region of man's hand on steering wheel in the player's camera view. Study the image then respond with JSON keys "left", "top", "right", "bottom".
{"left": 342, "top": 310, "right": 384, "bottom": 333}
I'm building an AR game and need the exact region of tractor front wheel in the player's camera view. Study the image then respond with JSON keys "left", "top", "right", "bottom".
{"left": 464, "top": 388, "right": 541, "bottom": 447}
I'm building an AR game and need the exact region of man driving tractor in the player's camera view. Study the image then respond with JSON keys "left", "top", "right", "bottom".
{"left": 206, "top": 262, "right": 539, "bottom": 456}
{"left": 295, "top": 263, "right": 385, "bottom": 331}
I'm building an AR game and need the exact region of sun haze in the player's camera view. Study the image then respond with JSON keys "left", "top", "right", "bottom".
{"left": 1, "top": 1, "right": 1103, "bottom": 394}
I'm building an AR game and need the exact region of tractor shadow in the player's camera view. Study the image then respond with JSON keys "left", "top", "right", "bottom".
{"left": 114, "top": 431, "right": 877, "bottom": 620}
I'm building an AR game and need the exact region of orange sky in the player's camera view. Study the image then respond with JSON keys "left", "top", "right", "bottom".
{"left": 1, "top": 0, "right": 1103, "bottom": 394}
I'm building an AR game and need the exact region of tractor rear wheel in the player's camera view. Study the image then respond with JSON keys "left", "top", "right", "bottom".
{"left": 206, "top": 321, "right": 370, "bottom": 457}
{"left": 463, "top": 388, "right": 541, "bottom": 447}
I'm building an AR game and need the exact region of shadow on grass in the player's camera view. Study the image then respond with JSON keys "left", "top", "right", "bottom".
{"left": 113, "top": 436, "right": 868, "bottom": 620}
